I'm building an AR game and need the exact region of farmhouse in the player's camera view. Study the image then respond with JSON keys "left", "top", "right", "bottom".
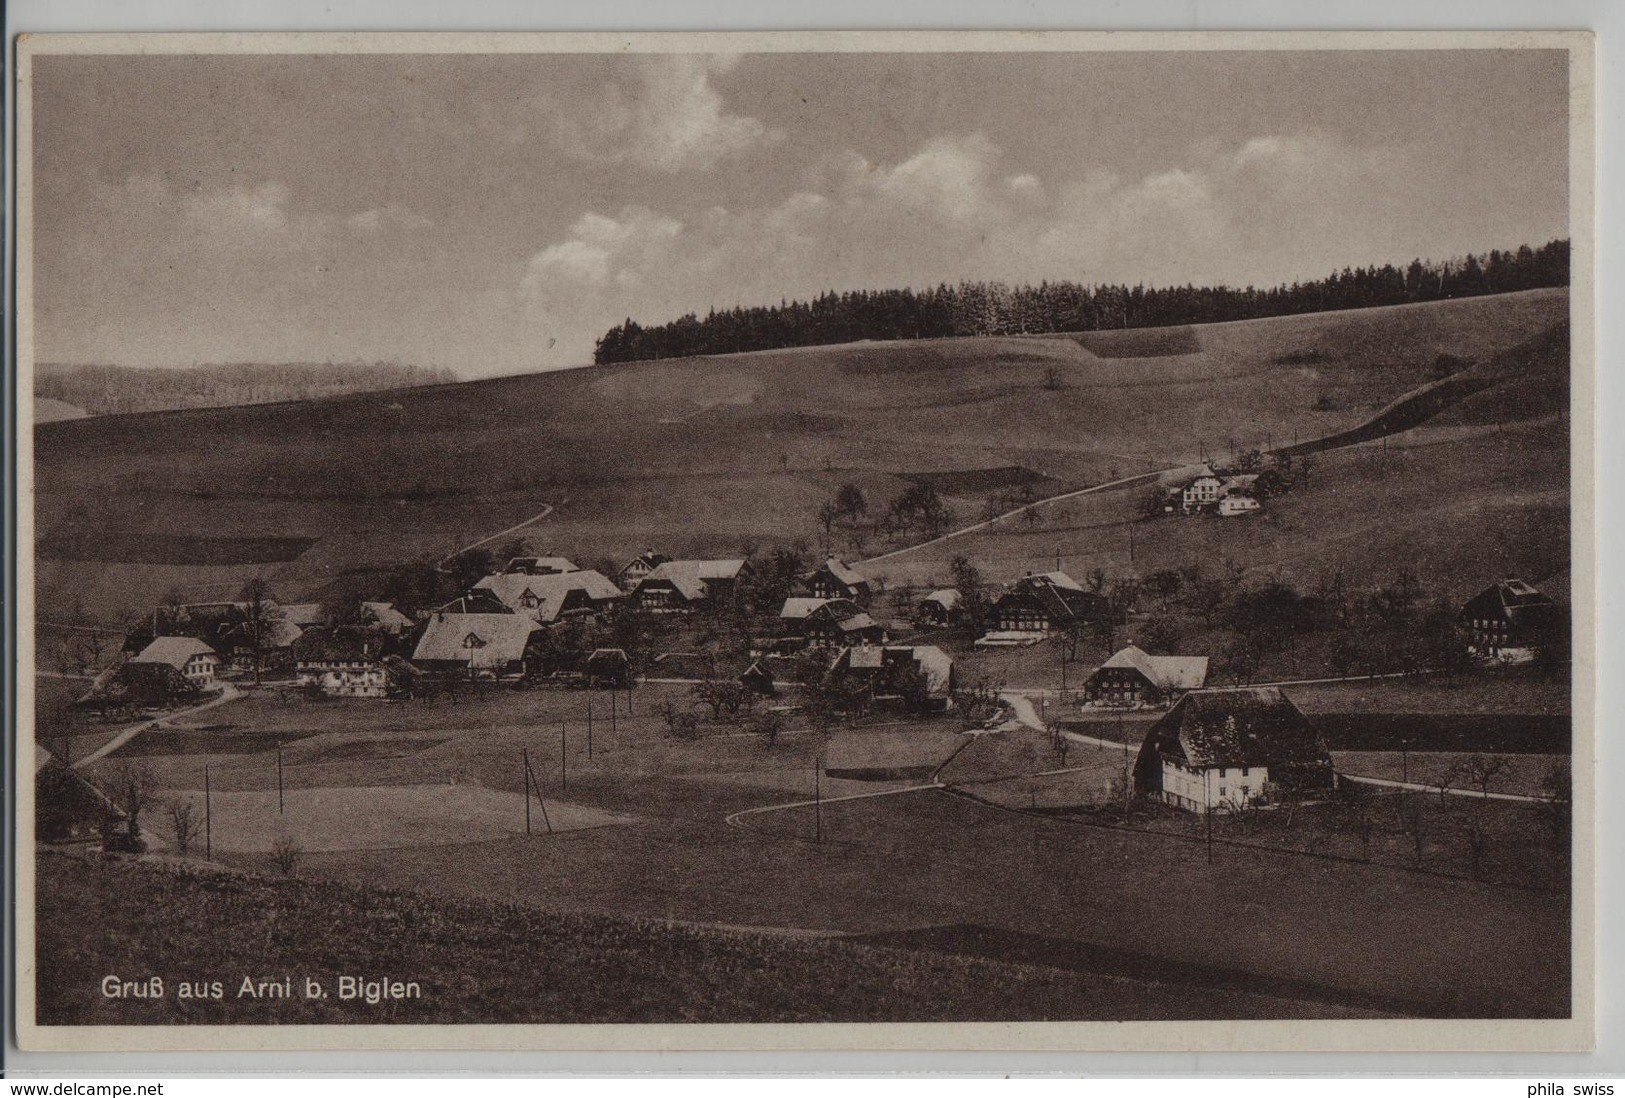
{"left": 804, "top": 605, "right": 888, "bottom": 649}
{"left": 218, "top": 617, "right": 304, "bottom": 673}
{"left": 292, "top": 628, "right": 391, "bottom": 698}
{"left": 129, "top": 636, "right": 220, "bottom": 685}
{"left": 629, "top": 559, "right": 749, "bottom": 612}
{"left": 917, "top": 588, "right": 963, "bottom": 627}
{"left": 411, "top": 612, "right": 538, "bottom": 678}
{"left": 830, "top": 644, "right": 956, "bottom": 713}
{"left": 1218, "top": 495, "right": 1261, "bottom": 517}
{"left": 1082, "top": 645, "right": 1209, "bottom": 708}
{"left": 978, "top": 571, "right": 1109, "bottom": 646}
{"left": 1161, "top": 463, "right": 1224, "bottom": 513}
{"left": 800, "top": 558, "right": 872, "bottom": 605}
{"left": 616, "top": 550, "right": 670, "bottom": 592}
{"left": 503, "top": 555, "right": 578, "bottom": 576}
{"left": 1458, "top": 578, "right": 1566, "bottom": 663}
{"left": 778, "top": 597, "right": 883, "bottom": 647}
{"left": 1133, "top": 687, "right": 1334, "bottom": 813}
{"left": 474, "top": 569, "right": 623, "bottom": 624}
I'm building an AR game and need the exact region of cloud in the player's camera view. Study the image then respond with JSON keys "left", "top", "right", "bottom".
{"left": 540, "top": 55, "right": 782, "bottom": 173}
{"left": 515, "top": 129, "right": 1450, "bottom": 367}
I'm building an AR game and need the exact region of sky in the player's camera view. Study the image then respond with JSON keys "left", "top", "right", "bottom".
{"left": 30, "top": 48, "right": 1571, "bottom": 377}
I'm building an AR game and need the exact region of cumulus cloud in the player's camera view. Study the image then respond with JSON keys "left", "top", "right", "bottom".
{"left": 541, "top": 55, "right": 782, "bottom": 174}
{"left": 516, "top": 128, "right": 1446, "bottom": 366}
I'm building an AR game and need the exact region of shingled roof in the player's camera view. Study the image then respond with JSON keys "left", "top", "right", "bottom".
{"left": 1143, "top": 687, "right": 1329, "bottom": 771}
{"left": 1096, "top": 644, "right": 1210, "bottom": 692}
{"left": 130, "top": 636, "right": 218, "bottom": 669}
{"left": 475, "top": 569, "right": 622, "bottom": 622}
{"left": 412, "top": 613, "right": 536, "bottom": 670}
{"left": 638, "top": 559, "right": 746, "bottom": 602}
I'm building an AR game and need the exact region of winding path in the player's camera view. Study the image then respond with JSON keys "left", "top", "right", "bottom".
{"left": 71, "top": 682, "right": 243, "bottom": 770}
{"left": 856, "top": 469, "right": 1170, "bottom": 566}
{"left": 437, "top": 503, "right": 556, "bottom": 568}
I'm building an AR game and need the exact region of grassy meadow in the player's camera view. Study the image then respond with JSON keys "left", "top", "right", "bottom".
{"left": 32, "top": 288, "right": 1569, "bottom": 623}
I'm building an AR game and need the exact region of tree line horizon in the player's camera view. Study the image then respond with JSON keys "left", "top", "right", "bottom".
{"left": 592, "top": 238, "right": 1570, "bottom": 365}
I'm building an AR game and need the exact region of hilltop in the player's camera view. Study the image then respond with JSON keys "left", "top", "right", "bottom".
{"left": 32, "top": 287, "right": 1569, "bottom": 624}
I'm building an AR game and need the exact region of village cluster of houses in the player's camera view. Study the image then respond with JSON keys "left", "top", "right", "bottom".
{"left": 95, "top": 534, "right": 1565, "bottom": 794}
{"left": 84, "top": 549, "right": 1566, "bottom": 820}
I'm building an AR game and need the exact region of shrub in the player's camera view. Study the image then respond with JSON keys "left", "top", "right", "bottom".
{"left": 270, "top": 833, "right": 303, "bottom": 877}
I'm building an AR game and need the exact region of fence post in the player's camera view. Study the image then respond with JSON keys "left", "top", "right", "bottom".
{"left": 525, "top": 750, "right": 554, "bottom": 834}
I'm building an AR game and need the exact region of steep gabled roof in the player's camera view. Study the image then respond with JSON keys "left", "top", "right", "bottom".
{"left": 292, "top": 627, "right": 383, "bottom": 663}
{"left": 1147, "top": 687, "right": 1327, "bottom": 770}
{"left": 921, "top": 588, "right": 962, "bottom": 610}
{"left": 1460, "top": 578, "right": 1565, "bottom": 637}
{"left": 805, "top": 557, "right": 868, "bottom": 589}
{"left": 779, "top": 597, "right": 833, "bottom": 620}
{"left": 412, "top": 613, "right": 536, "bottom": 668}
{"left": 639, "top": 559, "right": 746, "bottom": 601}
{"left": 476, "top": 570, "right": 622, "bottom": 622}
{"left": 360, "top": 601, "right": 414, "bottom": 631}
{"left": 131, "top": 636, "right": 218, "bottom": 669}
{"left": 1157, "top": 462, "right": 1220, "bottom": 489}
{"left": 905, "top": 645, "right": 955, "bottom": 697}
{"left": 1097, "top": 644, "right": 1210, "bottom": 692}
{"left": 279, "top": 603, "right": 327, "bottom": 627}
{"left": 617, "top": 551, "right": 670, "bottom": 576}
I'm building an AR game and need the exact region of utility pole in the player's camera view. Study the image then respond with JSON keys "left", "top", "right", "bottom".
{"left": 522, "top": 748, "right": 531, "bottom": 835}
{"left": 814, "top": 762, "right": 823, "bottom": 843}
{"left": 1128, "top": 520, "right": 1136, "bottom": 563}
{"left": 1401, "top": 738, "right": 1409, "bottom": 785}
{"left": 277, "top": 745, "right": 285, "bottom": 815}
{"left": 560, "top": 721, "right": 567, "bottom": 791}
{"left": 523, "top": 748, "right": 552, "bottom": 834}
{"left": 204, "top": 764, "right": 213, "bottom": 862}
{"left": 1205, "top": 770, "right": 1214, "bottom": 864}
{"left": 610, "top": 689, "right": 617, "bottom": 734}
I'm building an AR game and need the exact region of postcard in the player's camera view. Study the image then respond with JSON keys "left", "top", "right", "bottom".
{"left": 12, "top": 29, "right": 1595, "bottom": 1052}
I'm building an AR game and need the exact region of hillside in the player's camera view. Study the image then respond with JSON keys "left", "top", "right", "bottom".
{"left": 32, "top": 288, "right": 1569, "bottom": 624}
{"left": 35, "top": 850, "right": 1376, "bottom": 1023}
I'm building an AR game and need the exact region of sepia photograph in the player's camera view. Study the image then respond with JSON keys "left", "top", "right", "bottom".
{"left": 12, "top": 31, "right": 1594, "bottom": 1052}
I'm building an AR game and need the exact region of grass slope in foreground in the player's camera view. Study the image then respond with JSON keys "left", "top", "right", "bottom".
{"left": 36, "top": 850, "right": 1382, "bottom": 1024}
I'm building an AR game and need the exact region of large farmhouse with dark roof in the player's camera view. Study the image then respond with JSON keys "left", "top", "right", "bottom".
{"left": 1458, "top": 578, "right": 1565, "bottom": 663}
{"left": 800, "top": 558, "right": 872, "bottom": 605}
{"left": 1083, "top": 645, "right": 1210, "bottom": 708}
{"left": 629, "top": 559, "right": 749, "bottom": 612}
{"left": 1133, "top": 687, "right": 1333, "bottom": 812}
{"left": 977, "top": 571, "right": 1110, "bottom": 646}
